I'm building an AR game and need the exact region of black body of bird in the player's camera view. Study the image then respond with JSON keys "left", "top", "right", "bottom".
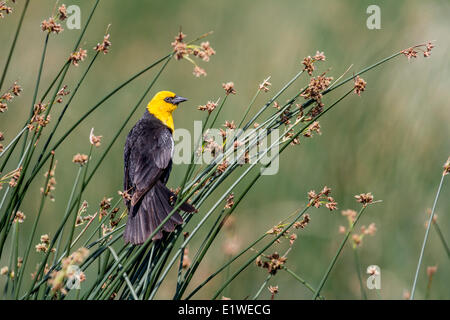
{"left": 123, "top": 92, "right": 195, "bottom": 245}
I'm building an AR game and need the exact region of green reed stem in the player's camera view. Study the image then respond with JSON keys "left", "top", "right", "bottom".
{"left": 433, "top": 222, "right": 450, "bottom": 259}
{"left": 313, "top": 205, "right": 368, "bottom": 300}
{"left": 0, "top": 0, "right": 30, "bottom": 91}
{"left": 238, "top": 88, "right": 261, "bottom": 129}
{"left": 173, "top": 87, "right": 356, "bottom": 300}
{"left": 108, "top": 246, "right": 138, "bottom": 300}
{"left": 353, "top": 248, "right": 367, "bottom": 299}
{"left": 37, "top": 51, "right": 100, "bottom": 165}
{"left": 14, "top": 151, "right": 55, "bottom": 298}
{"left": 185, "top": 234, "right": 267, "bottom": 299}
{"left": 212, "top": 206, "right": 310, "bottom": 300}
{"left": 252, "top": 275, "right": 271, "bottom": 300}
{"left": 53, "top": 166, "right": 83, "bottom": 264}
{"left": 0, "top": 127, "right": 26, "bottom": 160}
{"left": 284, "top": 267, "right": 323, "bottom": 298}
{"left": 64, "top": 145, "right": 93, "bottom": 258}
{"left": 209, "top": 95, "right": 228, "bottom": 129}
{"left": 20, "top": 32, "right": 49, "bottom": 156}
{"left": 26, "top": 56, "right": 173, "bottom": 299}
{"left": 9, "top": 55, "right": 172, "bottom": 248}
{"left": 410, "top": 173, "right": 446, "bottom": 299}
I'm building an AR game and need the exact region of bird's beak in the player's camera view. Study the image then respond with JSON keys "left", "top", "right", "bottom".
{"left": 172, "top": 95, "right": 188, "bottom": 105}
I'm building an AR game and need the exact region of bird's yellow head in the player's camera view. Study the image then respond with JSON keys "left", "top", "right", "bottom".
{"left": 146, "top": 91, "right": 188, "bottom": 132}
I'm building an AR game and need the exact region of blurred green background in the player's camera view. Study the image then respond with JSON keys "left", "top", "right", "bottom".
{"left": 0, "top": 0, "right": 449, "bottom": 299}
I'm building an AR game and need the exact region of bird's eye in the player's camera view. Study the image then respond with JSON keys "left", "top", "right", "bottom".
{"left": 164, "top": 97, "right": 173, "bottom": 103}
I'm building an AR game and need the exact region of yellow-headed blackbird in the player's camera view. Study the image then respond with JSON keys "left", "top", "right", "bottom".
{"left": 123, "top": 91, "right": 195, "bottom": 245}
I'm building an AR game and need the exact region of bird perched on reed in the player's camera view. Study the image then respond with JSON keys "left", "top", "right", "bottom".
{"left": 123, "top": 91, "right": 196, "bottom": 245}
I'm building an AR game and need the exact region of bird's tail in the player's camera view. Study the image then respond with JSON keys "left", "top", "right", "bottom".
{"left": 124, "top": 181, "right": 196, "bottom": 245}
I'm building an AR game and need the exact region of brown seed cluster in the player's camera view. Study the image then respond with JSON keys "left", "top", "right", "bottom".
{"left": 28, "top": 102, "right": 51, "bottom": 132}
{"left": 193, "top": 66, "right": 207, "bottom": 77}
{"left": 41, "top": 160, "right": 57, "bottom": 201}
{"left": 222, "top": 82, "right": 236, "bottom": 95}
{"left": 401, "top": 42, "right": 434, "bottom": 59}
{"left": 69, "top": 48, "right": 87, "bottom": 66}
{"left": 443, "top": 156, "right": 450, "bottom": 176}
{"left": 301, "top": 74, "right": 333, "bottom": 117}
{"left": 72, "top": 153, "right": 88, "bottom": 165}
{"left": 118, "top": 189, "right": 132, "bottom": 201}
{"left": 268, "top": 285, "right": 279, "bottom": 299}
{"left": 56, "top": 85, "right": 70, "bottom": 103}
{"left": 0, "top": 81, "right": 22, "bottom": 113}
{"left": 224, "top": 120, "right": 236, "bottom": 130}
{"left": 182, "top": 247, "right": 191, "bottom": 269}
{"left": 29, "top": 103, "right": 51, "bottom": 131}
{"left": 41, "top": 17, "right": 63, "bottom": 34}
{"left": 302, "top": 51, "right": 326, "bottom": 75}
{"left": 293, "top": 214, "right": 310, "bottom": 229}
{"left": 266, "top": 220, "right": 300, "bottom": 246}
{"left": 13, "top": 211, "right": 26, "bottom": 223}
{"left": 256, "top": 252, "right": 287, "bottom": 275}
{"left": 351, "top": 223, "right": 377, "bottom": 247}
{"left": 353, "top": 76, "right": 367, "bottom": 96}
{"left": 197, "top": 100, "right": 218, "bottom": 114}
{"left": 48, "top": 247, "right": 89, "bottom": 295}
{"left": 303, "top": 121, "right": 321, "bottom": 138}
{"left": 224, "top": 193, "right": 234, "bottom": 209}
{"left": 89, "top": 128, "right": 102, "bottom": 147}
{"left": 354, "top": 192, "right": 374, "bottom": 206}
{"left": 74, "top": 200, "right": 89, "bottom": 225}
{"left": 3, "top": 166, "right": 22, "bottom": 187}
{"left": 94, "top": 33, "right": 112, "bottom": 54}
{"left": 259, "top": 77, "right": 272, "bottom": 92}
{"left": 99, "top": 197, "right": 112, "bottom": 219}
{"left": 57, "top": 4, "right": 68, "bottom": 21}
{"left": 35, "top": 234, "right": 53, "bottom": 253}
{"left": 216, "top": 160, "right": 229, "bottom": 175}
{"left": 0, "top": 1, "right": 13, "bottom": 19}
{"left": 307, "top": 186, "right": 338, "bottom": 211}
{"left": 266, "top": 224, "right": 285, "bottom": 236}
{"left": 171, "top": 31, "right": 215, "bottom": 77}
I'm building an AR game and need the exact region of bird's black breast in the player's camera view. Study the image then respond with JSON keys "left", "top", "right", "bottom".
{"left": 123, "top": 112, "right": 174, "bottom": 197}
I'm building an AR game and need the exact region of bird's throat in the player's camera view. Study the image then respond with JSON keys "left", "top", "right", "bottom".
{"left": 147, "top": 105, "right": 174, "bottom": 132}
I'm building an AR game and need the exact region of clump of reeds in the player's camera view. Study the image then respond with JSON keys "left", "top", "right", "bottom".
{"left": 0, "top": 1, "right": 441, "bottom": 300}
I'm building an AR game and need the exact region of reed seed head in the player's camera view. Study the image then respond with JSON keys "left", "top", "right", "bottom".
{"left": 69, "top": 48, "right": 87, "bottom": 66}
{"left": 89, "top": 128, "right": 102, "bottom": 147}
{"left": 354, "top": 192, "right": 374, "bottom": 206}
{"left": 41, "top": 17, "right": 63, "bottom": 34}
{"left": 259, "top": 77, "right": 272, "bottom": 92}
{"left": 58, "top": 4, "right": 68, "bottom": 21}
{"left": 13, "top": 210, "right": 26, "bottom": 223}
{"left": 198, "top": 100, "right": 218, "bottom": 113}
{"left": 443, "top": 156, "right": 450, "bottom": 176}
{"left": 353, "top": 76, "right": 367, "bottom": 96}
{"left": 222, "top": 82, "right": 236, "bottom": 95}
{"left": 72, "top": 153, "right": 88, "bottom": 166}
{"left": 427, "top": 265, "right": 437, "bottom": 278}
{"left": 94, "top": 33, "right": 112, "bottom": 54}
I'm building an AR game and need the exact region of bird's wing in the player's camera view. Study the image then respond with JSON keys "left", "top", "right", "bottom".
{"left": 130, "top": 126, "right": 173, "bottom": 206}
{"left": 123, "top": 126, "right": 134, "bottom": 193}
